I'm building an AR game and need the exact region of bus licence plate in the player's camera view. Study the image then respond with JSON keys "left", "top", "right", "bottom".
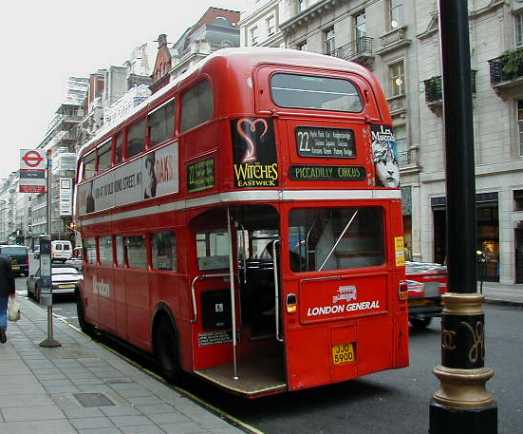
{"left": 332, "top": 343, "right": 355, "bottom": 365}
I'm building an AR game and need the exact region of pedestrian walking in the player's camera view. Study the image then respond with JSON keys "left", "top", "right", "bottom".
{"left": 0, "top": 254, "right": 16, "bottom": 343}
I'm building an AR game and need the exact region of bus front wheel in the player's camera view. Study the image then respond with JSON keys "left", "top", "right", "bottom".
{"left": 76, "top": 291, "right": 95, "bottom": 337}
{"left": 154, "top": 317, "right": 180, "bottom": 383}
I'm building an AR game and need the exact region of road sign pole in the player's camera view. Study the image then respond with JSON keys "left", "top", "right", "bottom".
{"left": 39, "top": 152, "right": 61, "bottom": 348}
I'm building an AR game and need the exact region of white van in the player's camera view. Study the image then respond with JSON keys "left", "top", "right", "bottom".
{"left": 51, "top": 240, "right": 73, "bottom": 262}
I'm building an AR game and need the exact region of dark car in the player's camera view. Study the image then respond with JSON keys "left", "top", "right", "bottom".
{"left": 405, "top": 261, "right": 448, "bottom": 329}
{"left": 27, "top": 264, "right": 83, "bottom": 302}
{"left": 0, "top": 245, "right": 29, "bottom": 277}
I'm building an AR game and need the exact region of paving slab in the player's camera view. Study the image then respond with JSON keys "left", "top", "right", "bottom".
{"left": 0, "top": 296, "right": 244, "bottom": 434}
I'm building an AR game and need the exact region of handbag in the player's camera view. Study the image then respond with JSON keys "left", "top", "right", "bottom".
{"left": 7, "top": 297, "right": 21, "bottom": 322}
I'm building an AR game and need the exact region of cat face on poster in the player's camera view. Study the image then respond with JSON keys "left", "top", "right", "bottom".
{"left": 371, "top": 125, "right": 400, "bottom": 188}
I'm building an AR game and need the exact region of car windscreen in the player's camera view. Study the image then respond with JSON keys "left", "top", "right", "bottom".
{"left": 271, "top": 73, "right": 363, "bottom": 112}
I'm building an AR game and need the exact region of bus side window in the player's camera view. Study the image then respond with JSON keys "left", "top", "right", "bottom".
{"left": 125, "top": 235, "right": 147, "bottom": 268}
{"left": 97, "top": 140, "right": 112, "bottom": 173}
{"left": 84, "top": 238, "right": 97, "bottom": 264}
{"left": 181, "top": 79, "right": 213, "bottom": 132}
{"left": 196, "top": 230, "right": 228, "bottom": 271}
{"left": 127, "top": 119, "right": 146, "bottom": 158}
{"left": 83, "top": 152, "right": 97, "bottom": 180}
{"left": 115, "top": 236, "right": 125, "bottom": 267}
{"left": 148, "top": 99, "right": 176, "bottom": 146}
{"left": 114, "top": 133, "right": 124, "bottom": 164}
{"left": 152, "top": 231, "right": 177, "bottom": 271}
{"left": 99, "top": 236, "right": 113, "bottom": 266}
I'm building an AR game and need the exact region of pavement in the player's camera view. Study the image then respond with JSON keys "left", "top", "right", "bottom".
{"left": 481, "top": 281, "right": 523, "bottom": 306}
{"left": 0, "top": 297, "right": 244, "bottom": 434}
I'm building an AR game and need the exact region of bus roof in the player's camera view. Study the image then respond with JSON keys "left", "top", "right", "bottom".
{"left": 78, "top": 48, "right": 378, "bottom": 159}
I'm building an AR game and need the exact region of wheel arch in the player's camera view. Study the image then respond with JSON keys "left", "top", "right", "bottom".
{"left": 151, "top": 303, "right": 180, "bottom": 354}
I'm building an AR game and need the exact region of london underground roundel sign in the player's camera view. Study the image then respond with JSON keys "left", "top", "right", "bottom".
{"left": 20, "top": 149, "right": 46, "bottom": 170}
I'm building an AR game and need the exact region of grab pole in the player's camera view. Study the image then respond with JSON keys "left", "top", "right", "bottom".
{"left": 227, "top": 207, "right": 239, "bottom": 380}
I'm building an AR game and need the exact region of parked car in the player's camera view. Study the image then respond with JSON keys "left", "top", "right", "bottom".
{"left": 65, "top": 247, "right": 83, "bottom": 271}
{"left": 51, "top": 240, "right": 73, "bottom": 262}
{"left": 404, "top": 261, "right": 448, "bottom": 329}
{"left": 0, "top": 245, "right": 29, "bottom": 276}
{"left": 27, "top": 264, "right": 82, "bottom": 302}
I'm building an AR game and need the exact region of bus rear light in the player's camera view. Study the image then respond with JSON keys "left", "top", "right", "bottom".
{"left": 287, "top": 293, "right": 297, "bottom": 313}
{"left": 399, "top": 281, "right": 409, "bottom": 301}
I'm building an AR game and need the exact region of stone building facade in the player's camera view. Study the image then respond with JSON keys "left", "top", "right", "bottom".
{"left": 240, "top": 0, "right": 523, "bottom": 283}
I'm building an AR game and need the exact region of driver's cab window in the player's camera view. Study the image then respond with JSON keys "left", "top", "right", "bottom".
{"left": 196, "top": 230, "right": 229, "bottom": 270}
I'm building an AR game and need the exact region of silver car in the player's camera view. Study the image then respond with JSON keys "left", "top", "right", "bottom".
{"left": 27, "top": 264, "right": 83, "bottom": 302}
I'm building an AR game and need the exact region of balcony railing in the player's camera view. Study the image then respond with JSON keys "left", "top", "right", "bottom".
{"left": 335, "top": 36, "right": 374, "bottom": 60}
{"left": 424, "top": 70, "right": 477, "bottom": 104}
{"left": 489, "top": 49, "right": 523, "bottom": 85}
{"left": 397, "top": 147, "right": 420, "bottom": 170}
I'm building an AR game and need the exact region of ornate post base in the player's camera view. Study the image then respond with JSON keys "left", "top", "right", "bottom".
{"left": 430, "top": 293, "right": 497, "bottom": 434}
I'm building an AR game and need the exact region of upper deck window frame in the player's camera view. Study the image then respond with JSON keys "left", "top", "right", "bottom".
{"left": 180, "top": 78, "right": 214, "bottom": 134}
{"left": 147, "top": 97, "right": 176, "bottom": 147}
{"left": 270, "top": 72, "right": 364, "bottom": 114}
{"left": 97, "top": 138, "right": 113, "bottom": 174}
{"left": 82, "top": 150, "right": 97, "bottom": 181}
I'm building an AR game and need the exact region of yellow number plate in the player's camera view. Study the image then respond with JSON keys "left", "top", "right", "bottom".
{"left": 58, "top": 284, "right": 75, "bottom": 289}
{"left": 332, "top": 343, "right": 355, "bottom": 365}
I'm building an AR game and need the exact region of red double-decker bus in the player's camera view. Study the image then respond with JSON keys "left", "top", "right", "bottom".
{"left": 75, "top": 48, "right": 408, "bottom": 397}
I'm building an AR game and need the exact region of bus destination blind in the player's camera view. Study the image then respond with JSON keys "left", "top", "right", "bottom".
{"left": 295, "top": 126, "right": 355, "bottom": 158}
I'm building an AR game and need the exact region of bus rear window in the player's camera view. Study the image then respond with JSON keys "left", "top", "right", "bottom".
{"left": 289, "top": 207, "right": 384, "bottom": 272}
{"left": 271, "top": 73, "right": 363, "bottom": 112}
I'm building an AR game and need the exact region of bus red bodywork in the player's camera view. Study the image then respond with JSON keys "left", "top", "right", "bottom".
{"left": 75, "top": 48, "right": 409, "bottom": 397}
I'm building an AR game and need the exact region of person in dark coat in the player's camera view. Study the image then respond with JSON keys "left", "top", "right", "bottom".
{"left": 0, "top": 255, "right": 16, "bottom": 343}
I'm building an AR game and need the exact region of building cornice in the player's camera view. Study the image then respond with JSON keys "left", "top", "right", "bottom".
{"left": 239, "top": 0, "right": 279, "bottom": 27}
{"left": 280, "top": 0, "right": 343, "bottom": 34}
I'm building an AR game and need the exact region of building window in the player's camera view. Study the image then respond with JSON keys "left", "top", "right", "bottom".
{"left": 516, "top": 14, "right": 523, "bottom": 47}
{"left": 296, "top": 40, "right": 308, "bottom": 51}
{"left": 298, "top": 0, "right": 305, "bottom": 13}
{"left": 394, "top": 125, "right": 408, "bottom": 165}
{"left": 250, "top": 26, "right": 259, "bottom": 46}
{"left": 518, "top": 101, "right": 523, "bottom": 156}
{"left": 266, "top": 15, "right": 275, "bottom": 36}
{"left": 389, "top": 61, "right": 405, "bottom": 97}
{"left": 324, "top": 27, "right": 336, "bottom": 56}
{"left": 389, "top": 0, "right": 404, "bottom": 30}
{"left": 514, "top": 190, "right": 523, "bottom": 211}
{"left": 354, "top": 10, "right": 366, "bottom": 40}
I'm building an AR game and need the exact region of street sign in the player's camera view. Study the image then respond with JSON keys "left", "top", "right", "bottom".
{"left": 20, "top": 149, "right": 46, "bottom": 170}
{"left": 20, "top": 149, "right": 47, "bottom": 193}
{"left": 59, "top": 178, "right": 72, "bottom": 216}
{"left": 39, "top": 236, "right": 52, "bottom": 306}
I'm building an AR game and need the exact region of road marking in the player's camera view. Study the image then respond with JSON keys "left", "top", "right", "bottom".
{"left": 55, "top": 314, "right": 264, "bottom": 434}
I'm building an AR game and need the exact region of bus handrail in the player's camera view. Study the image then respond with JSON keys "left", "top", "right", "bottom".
{"left": 272, "top": 240, "right": 284, "bottom": 343}
{"left": 190, "top": 273, "right": 229, "bottom": 324}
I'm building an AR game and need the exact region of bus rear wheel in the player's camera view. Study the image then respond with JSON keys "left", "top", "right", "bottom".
{"left": 154, "top": 318, "right": 180, "bottom": 383}
{"left": 410, "top": 317, "right": 432, "bottom": 329}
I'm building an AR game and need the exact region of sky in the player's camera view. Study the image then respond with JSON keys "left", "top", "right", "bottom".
{"left": 0, "top": 0, "right": 247, "bottom": 178}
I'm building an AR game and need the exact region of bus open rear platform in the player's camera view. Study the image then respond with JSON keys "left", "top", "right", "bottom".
{"left": 194, "top": 355, "right": 287, "bottom": 398}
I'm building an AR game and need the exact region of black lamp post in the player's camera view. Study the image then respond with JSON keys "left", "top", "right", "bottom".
{"left": 429, "top": 1, "right": 497, "bottom": 433}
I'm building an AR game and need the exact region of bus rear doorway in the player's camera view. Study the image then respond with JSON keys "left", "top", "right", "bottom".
{"left": 190, "top": 205, "right": 287, "bottom": 397}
